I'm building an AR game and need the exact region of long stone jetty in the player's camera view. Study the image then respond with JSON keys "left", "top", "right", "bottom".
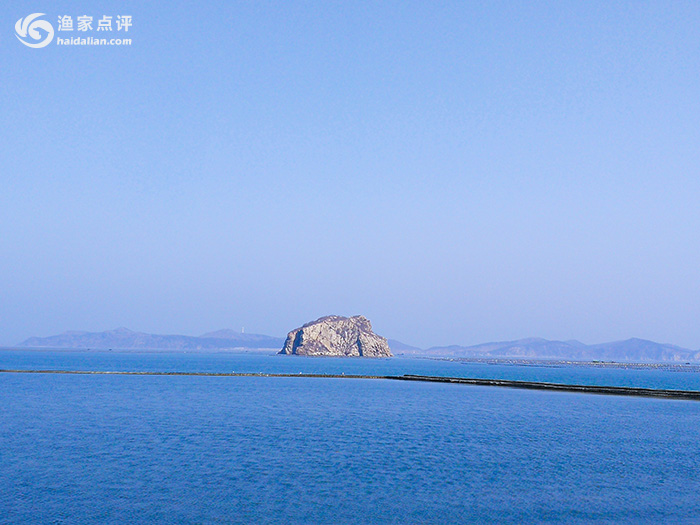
{"left": 1, "top": 369, "right": 699, "bottom": 401}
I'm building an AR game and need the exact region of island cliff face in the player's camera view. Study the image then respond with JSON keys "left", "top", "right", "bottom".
{"left": 279, "top": 315, "right": 393, "bottom": 357}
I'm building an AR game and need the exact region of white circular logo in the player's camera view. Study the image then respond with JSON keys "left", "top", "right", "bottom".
{"left": 15, "top": 13, "right": 54, "bottom": 48}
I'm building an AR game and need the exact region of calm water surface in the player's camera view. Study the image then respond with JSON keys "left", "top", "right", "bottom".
{"left": 1, "top": 350, "right": 699, "bottom": 523}
{"left": 3, "top": 349, "right": 700, "bottom": 390}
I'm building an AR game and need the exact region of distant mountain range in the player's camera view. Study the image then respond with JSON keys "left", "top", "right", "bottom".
{"left": 18, "top": 327, "right": 284, "bottom": 351}
{"left": 413, "top": 337, "right": 700, "bottom": 363}
{"left": 15, "top": 329, "right": 700, "bottom": 362}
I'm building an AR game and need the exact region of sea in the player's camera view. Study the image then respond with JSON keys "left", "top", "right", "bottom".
{"left": 1, "top": 349, "right": 699, "bottom": 524}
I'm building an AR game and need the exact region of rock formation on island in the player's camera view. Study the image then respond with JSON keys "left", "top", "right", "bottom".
{"left": 279, "top": 315, "right": 393, "bottom": 357}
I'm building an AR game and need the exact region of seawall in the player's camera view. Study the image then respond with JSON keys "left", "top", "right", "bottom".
{"left": 1, "top": 369, "right": 699, "bottom": 401}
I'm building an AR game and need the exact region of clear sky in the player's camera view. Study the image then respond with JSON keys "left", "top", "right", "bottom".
{"left": 1, "top": 1, "right": 699, "bottom": 349}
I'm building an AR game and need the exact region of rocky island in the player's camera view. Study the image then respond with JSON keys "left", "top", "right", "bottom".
{"left": 279, "top": 315, "right": 392, "bottom": 357}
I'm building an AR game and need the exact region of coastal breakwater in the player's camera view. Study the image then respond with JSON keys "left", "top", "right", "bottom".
{"left": 394, "top": 374, "right": 700, "bottom": 401}
{"left": 2, "top": 369, "right": 700, "bottom": 401}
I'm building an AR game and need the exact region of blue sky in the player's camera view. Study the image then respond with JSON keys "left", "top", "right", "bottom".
{"left": 1, "top": 1, "right": 699, "bottom": 348}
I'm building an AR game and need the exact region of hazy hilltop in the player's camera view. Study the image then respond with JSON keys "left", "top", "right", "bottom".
{"left": 387, "top": 339, "right": 423, "bottom": 353}
{"left": 18, "top": 327, "right": 284, "bottom": 351}
{"left": 199, "top": 329, "right": 285, "bottom": 347}
{"left": 418, "top": 337, "right": 700, "bottom": 362}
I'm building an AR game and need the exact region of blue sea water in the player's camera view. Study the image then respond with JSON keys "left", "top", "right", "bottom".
{"left": 1, "top": 350, "right": 700, "bottom": 523}
{"left": 4, "top": 349, "right": 700, "bottom": 390}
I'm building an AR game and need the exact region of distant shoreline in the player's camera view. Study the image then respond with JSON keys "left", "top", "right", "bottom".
{"left": 2, "top": 368, "right": 699, "bottom": 401}
{"left": 3, "top": 347, "right": 700, "bottom": 369}
{"left": 0, "top": 346, "right": 280, "bottom": 354}
{"left": 427, "top": 356, "right": 700, "bottom": 371}
{"left": 13, "top": 328, "right": 700, "bottom": 363}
